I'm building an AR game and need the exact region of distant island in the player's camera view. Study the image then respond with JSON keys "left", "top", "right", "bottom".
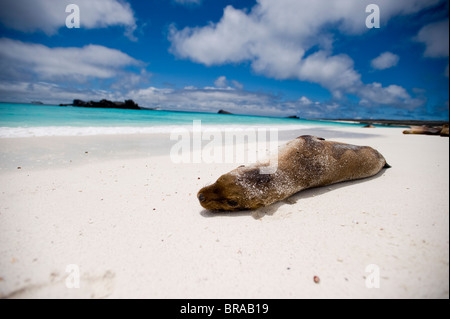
{"left": 327, "top": 119, "right": 449, "bottom": 127}
{"left": 217, "top": 110, "right": 301, "bottom": 119}
{"left": 218, "top": 109, "right": 233, "bottom": 115}
{"left": 60, "top": 99, "right": 140, "bottom": 110}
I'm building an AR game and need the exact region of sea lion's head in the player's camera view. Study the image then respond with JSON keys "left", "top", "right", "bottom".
{"left": 198, "top": 166, "right": 272, "bottom": 211}
{"left": 197, "top": 172, "right": 248, "bottom": 211}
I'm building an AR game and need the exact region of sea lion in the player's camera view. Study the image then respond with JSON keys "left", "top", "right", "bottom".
{"left": 403, "top": 126, "right": 442, "bottom": 135}
{"left": 197, "top": 135, "right": 389, "bottom": 211}
{"left": 440, "top": 124, "right": 449, "bottom": 137}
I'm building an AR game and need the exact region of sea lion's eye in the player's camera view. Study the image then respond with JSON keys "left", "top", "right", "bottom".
{"left": 227, "top": 200, "right": 238, "bottom": 207}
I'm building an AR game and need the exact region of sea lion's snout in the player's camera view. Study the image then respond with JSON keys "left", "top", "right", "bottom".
{"left": 198, "top": 193, "right": 206, "bottom": 203}
{"left": 197, "top": 186, "right": 217, "bottom": 210}
{"left": 197, "top": 175, "right": 247, "bottom": 211}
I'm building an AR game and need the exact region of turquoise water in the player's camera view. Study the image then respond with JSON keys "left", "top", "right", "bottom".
{"left": 0, "top": 102, "right": 360, "bottom": 137}
{"left": 0, "top": 103, "right": 358, "bottom": 127}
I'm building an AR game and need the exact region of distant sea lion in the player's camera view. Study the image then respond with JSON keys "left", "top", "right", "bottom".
{"left": 197, "top": 135, "right": 389, "bottom": 211}
{"left": 403, "top": 126, "right": 442, "bottom": 135}
{"left": 440, "top": 124, "right": 449, "bottom": 137}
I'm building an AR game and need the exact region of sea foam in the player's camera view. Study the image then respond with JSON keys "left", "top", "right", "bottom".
{"left": 0, "top": 124, "right": 313, "bottom": 138}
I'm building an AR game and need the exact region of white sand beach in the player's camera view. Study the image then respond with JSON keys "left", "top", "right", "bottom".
{"left": 0, "top": 126, "right": 448, "bottom": 299}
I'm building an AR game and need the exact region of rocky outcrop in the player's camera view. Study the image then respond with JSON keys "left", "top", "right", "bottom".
{"left": 60, "top": 99, "right": 140, "bottom": 110}
{"left": 218, "top": 109, "right": 233, "bottom": 114}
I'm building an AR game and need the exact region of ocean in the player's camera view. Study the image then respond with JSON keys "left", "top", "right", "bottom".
{"left": 0, "top": 102, "right": 360, "bottom": 138}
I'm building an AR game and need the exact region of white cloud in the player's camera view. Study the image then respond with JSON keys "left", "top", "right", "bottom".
{"left": 358, "top": 83, "right": 424, "bottom": 111}
{"left": 126, "top": 86, "right": 291, "bottom": 116}
{"left": 129, "top": 84, "right": 423, "bottom": 116}
{"left": 169, "top": 0, "right": 438, "bottom": 108}
{"left": 415, "top": 19, "right": 449, "bottom": 58}
{"left": 0, "top": 38, "right": 142, "bottom": 83}
{"left": 0, "top": 0, "right": 137, "bottom": 39}
{"left": 298, "top": 96, "right": 313, "bottom": 105}
{"left": 371, "top": 52, "right": 400, "bottom": 70}
{"left": 297, "top": 51, "right": 361, "bottom": 98}
{"left": 168, "top": 6, "right": 256, "bottom": 66}
{"left": 213, "top": 76, "right": 244, "bottom": 90}
{"left": 214, "top": 76, "right": 228, "bottom": 88}
{"left": 231, "top": 80, "right": 244, "bottom": 90}
{"left": 170, "top": 0, "right": 440, "bottom": 67}
{"left": 0, "top": 81, "right": 124, "bottom": 105}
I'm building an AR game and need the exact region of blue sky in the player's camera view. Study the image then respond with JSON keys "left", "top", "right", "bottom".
{"left": 0, "top": 0, "right": 448, "bottom": 120}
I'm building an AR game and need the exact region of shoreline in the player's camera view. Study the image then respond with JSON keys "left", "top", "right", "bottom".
{"left": 0, "top": 125, "right": 448, "bottom": 298}
{"left": 0, "top": 126, "right": 392, "bottom": 170}
{"left": 2, "top": 103, "right": 448, "bottom": 133}
{"left": 323, "top": 119, "right": 449, "bottom": 127}
{"left": 0, "top": 124, "right": 327, "bottom": 139}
